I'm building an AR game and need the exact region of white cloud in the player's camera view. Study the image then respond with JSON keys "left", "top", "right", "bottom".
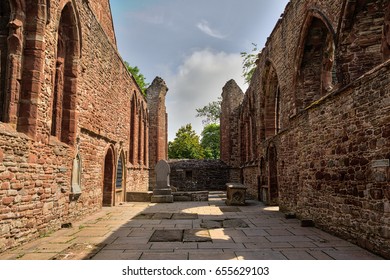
{"left": 196, "top": 20, "right": 227, "bottom": 39}
{"left": 165, "top": 49, "right": 247, "bottom": 140}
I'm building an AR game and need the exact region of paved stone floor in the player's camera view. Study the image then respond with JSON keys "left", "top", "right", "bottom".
{"left": 0, "top": 192, "right": 383, "bottom": 260}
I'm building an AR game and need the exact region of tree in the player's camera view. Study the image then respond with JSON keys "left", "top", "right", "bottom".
{"left": 240, "top": 43, "right": 259, "bottom": 84}
{"left": 195, "top": 97, "right": 221, "bottom": 125}
{"left": 201, "top": 123, "right": 220, "bottom": 159}
{"left": 168, "top": 124, "right": 204, "bottom": 159}
{"left": 124, "top": 61, "right": 149, "bottom": 95}
{"left": 196, "top": 99, "right": 221, "bottom": 159}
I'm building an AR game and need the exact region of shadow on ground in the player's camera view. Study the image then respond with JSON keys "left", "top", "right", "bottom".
{"left": 0, "top": 192, "right": 383, "bottom": 260}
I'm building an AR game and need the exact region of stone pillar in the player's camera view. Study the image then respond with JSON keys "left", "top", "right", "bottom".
{"left": 147, "top": 77, "right": 168, "bottom": 189}
{"left": 151, "top": 160, "right": 173, "bottom": 203}
{"left": 220, "top": 79, "right": 244, "bottom": 182}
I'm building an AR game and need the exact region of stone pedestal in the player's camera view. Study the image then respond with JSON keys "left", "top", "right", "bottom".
{"left": 151, "top": 160, "right": 173, "bottom": 203}
{"left": 225, "top": 183, "right": 247, "bottom": 206}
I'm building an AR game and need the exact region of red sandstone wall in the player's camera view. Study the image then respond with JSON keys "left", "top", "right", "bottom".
{"left": 147, "top": 77, "right": 169, "bottom": 189}
{"left": 231, "top": 0, "right": 390, "bottom": 258}
{"left": 87, "top": 0, "right": 117, "bottom": 46}
{"left": 278, "top": 63, "right": 390, "bottom": 257}
{"left": 0, "top": 0, "right": 148, "bottom": 252}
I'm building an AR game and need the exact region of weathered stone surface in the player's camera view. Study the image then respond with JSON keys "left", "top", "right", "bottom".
{"left": 200, "top": 219, "right": 249, "bottom": 229}
{"left": 222, "top": 219, "right": 249, "bottom": 228}
{"left": 151, "top": 160, "right": 173, "bottom": 203}
{"left": 171, "top": 213, "right": 198, "bottom": 220}
{"left": 200, "top": 220, "right": 223, "bottom": 229}
{"left": 149, "top": 230, "right": 183, "bottom": 242}
{"left": 148, "top": 77, "right": 169, "bottom": 189}
{"left": 152, "top": 213, "right": 173, "bottom": 220}
{"left": 226, "top": 183, "right": 247, "bottom": 206}
{"left": 183, "top": 229, "right": 211, "bottom": 242}
{"left": 127, "top": 192, "right": 153, "bottom": 202}
{"left": 219, "top": 207, "right": 241, "bottom": 212}
{"left": 0, "top": 0, "right": 167, "bottom": 253}
{"left": 169, "top": 160, "right": 229, "bottom": 192}
{"left": 133, "top": 213, "right": 155, "bottom": 220}
{"left": 220, "top": 0, "right": 390, "bottom": 259}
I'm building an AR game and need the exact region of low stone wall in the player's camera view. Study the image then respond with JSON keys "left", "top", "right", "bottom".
{"left": 173, "top": 191, "right": 209, "bottom": 202}
{"left": 168, "top": 160, "right": 229, "bottom": 192}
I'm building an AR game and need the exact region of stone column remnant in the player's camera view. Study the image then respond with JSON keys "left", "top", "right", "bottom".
{"left": 147, "top": 77, "right": 169, "bottom": 189}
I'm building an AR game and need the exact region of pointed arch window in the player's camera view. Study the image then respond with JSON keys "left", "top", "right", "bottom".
{"left": 263, "top": 62, "right": 281, "bottom": 139}
{"left": 295, "top": 16, "right": 336, "bottom": 109}
{"left": 51, "top": 3, "right": 79, "bottom": 145}
{"left": 116, "top": 154, "right": 124, "bottom": 189}
{"left": 129, "top": 95, "right": 136, "bottom": 163}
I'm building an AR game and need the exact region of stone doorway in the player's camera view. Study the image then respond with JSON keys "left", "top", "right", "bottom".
{"left": 103, "top": 147, "right": 114, "bottom": 206}
{"left": 268, "top": 144, "right": 279, "bottom": 205}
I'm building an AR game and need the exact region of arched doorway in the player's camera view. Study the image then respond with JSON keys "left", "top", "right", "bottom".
{"left": 268, "top": 144, "right": 279, "bottom": 206}
{"left": 103, "top": 147, "right": 114, "bottom": 206}
{"left": 115, "top": 151, "right": 126, "bottom": 204}
{"left": 258, "top": 157, "right": 266, "bottom": 202}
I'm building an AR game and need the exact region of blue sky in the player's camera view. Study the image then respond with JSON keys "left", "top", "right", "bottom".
{"left": 110, "top": 0, "right": 289, "bottom": 140}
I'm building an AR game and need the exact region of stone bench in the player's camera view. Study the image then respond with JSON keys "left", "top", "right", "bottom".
{"left": 225, "top": 183, "right": 247, "bottom": 206}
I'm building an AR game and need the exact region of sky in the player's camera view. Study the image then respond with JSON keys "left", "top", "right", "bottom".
{"left": 110, "top": 0, "right": 290, "bottom": 141}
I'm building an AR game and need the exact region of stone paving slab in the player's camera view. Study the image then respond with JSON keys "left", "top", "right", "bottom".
{"left": 19, "top": 252, "right": 59, "bottom": 260}
{"left": 172, "top": 213, "right": 199, "bottom": 220}
{"left": 0, "top": 192, "right": 384, "bottom": 260}
{"left": 235, "top": 250, "right": 288, "bottom": 260}
{"left": 149, "top": 229, "right": 183, "bottom": 242}
{"left": 280, "top": 250, "right": 316, "bottom": 260}
{"left": 183, "top": 229, "right": 211, "bottom": 242}
{"left": 188, "top": 251, "right": 238, "bottom": 260}
{"left": 92, "top": 250, "right": 141, "bottom": 260}
{"left": 141, "top": 252, "right": 189, "bottom": 260}
{"left": 149, "top": 242, "right": 198, "bottom": 250}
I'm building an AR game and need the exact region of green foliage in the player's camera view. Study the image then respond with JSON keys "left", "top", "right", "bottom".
{"left": 195, "top": 97, "right": 222, "bottom": 125}
{"left": 240, "top": 43, "right": 258, "bottom": 84}
{"left": 168, "top": 124, "right": 204, "bottom": 159}
{"left": 196, "top": 99, "right": 221, "bottom": 159}
{"left": 124, "top": 61, "right": 149, "bottom": 95}
{"left": 201, "top": 123, "right": 220, "bottom": 159}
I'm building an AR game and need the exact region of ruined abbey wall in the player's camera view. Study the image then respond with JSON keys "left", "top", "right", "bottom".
{"left": 221, "top": 0, "right": 390, "bottom": 258}
{"left": 87, "top": 0, "right": 117, "bottom": 46}
{"left": 148, "top": 77, "right": 169, "bottom": 189}
{"left": 0, "top": 0, "right": 151, "bottom": 252}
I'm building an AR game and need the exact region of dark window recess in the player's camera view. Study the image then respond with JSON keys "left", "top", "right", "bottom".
{"left": 185, "top": 170, "right": 193, "bottom": 179}
{"left": 116, "top": 157, "right": 123, "bottom": 189}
